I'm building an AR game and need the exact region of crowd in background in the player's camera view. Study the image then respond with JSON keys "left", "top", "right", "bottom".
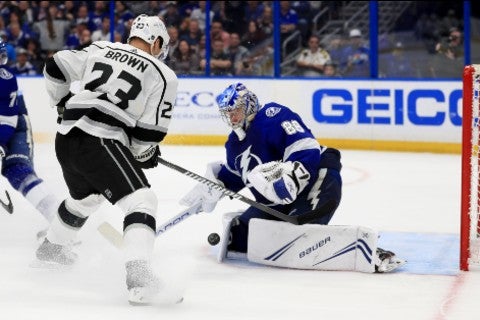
{"left": 0, "top": 1, "right": 466, "bottom": 78}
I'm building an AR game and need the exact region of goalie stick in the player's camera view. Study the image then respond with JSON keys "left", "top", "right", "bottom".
{"left": 1, "top": 189, "right": 13, "bottom": 214}
{"left": 157, "top": 157, "right": 336, "bottom": 225}
{"left": 98, "top": 202, "right": 203, "bottom": 249}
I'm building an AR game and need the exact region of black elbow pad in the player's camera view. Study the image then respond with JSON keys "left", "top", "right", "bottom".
{"left": 44, "top": 57, "right": 66, "bottom": 82}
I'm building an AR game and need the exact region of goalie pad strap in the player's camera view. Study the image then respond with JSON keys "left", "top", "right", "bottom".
{"left": 247, "top": 219, "right": 378, "bottom": 273}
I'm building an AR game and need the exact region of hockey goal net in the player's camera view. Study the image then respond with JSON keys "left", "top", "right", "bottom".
{"left": 461, "top": 64, "right": 480, "bottom": 271}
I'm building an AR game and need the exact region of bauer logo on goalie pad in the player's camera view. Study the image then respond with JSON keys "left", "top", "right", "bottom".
{"left": 247, "top": 219, "right": 378, "bottom": 273}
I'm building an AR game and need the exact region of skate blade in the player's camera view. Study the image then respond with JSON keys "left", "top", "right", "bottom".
{"left": 128, "top": 287, "right": 184, "bottom": 306}
{"left": 29, "top": 260, "right": 73, "bottom": 270}
{"left": 377, "top": 258, "right": 407, "bottom": 273}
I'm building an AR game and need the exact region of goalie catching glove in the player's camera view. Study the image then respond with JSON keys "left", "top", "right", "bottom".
{"left": 247, "top": 161, "right": 310, "bottom": 205}
{"left": 180, "top": 161, "right": 225, "bottom": 213}
{"left": 133, "top": 145, "right": 160, "bottom": 169}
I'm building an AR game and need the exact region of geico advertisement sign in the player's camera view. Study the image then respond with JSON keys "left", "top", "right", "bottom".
{"left": 312, "top": 88, "right": 462, "bottom": 127}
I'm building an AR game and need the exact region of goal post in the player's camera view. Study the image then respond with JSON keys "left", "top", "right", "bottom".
{"left": 461, "top": 64, "right": 480, "bottom": 271}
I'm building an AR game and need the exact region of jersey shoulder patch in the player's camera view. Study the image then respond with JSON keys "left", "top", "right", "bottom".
{"left": 262, "top": 104, "right": 282, "bottom": 118}
{"left": 0, "top": 68, "right": 14, "bottom": 80}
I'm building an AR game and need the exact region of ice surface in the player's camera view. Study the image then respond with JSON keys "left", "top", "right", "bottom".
{"left": 1, "top": 144, "right": 477, "bottom": 320}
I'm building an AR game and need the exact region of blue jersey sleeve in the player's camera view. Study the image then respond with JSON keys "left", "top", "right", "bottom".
{"left": 0, "top": 67, "right": 19, "bottom": 148}
{"left": 259, "top": 103, "right": 322, "bottom": 187}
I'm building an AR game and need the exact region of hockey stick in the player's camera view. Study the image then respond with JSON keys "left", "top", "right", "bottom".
{"left": 98, "top": 202, "right": 203, "bottom": 249}
{"left": 1, "top": 189, "right": 13, "bottom": 214}
{"left": 157, "top": 157, "right": 336, "bottom": 225}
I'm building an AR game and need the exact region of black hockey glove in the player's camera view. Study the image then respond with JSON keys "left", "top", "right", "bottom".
{"left": 135, "top": 145, "right": 161, "bottom": 169}
{"left": 56, "top": 91, "right": 74, "bottom": 124}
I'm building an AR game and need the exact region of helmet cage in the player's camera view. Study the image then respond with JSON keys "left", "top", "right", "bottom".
{"left": 217, "top": 83, "right": 259, "bottom": 129}
{"left": 0, "top": 39, "right": 8, "bottom": 65}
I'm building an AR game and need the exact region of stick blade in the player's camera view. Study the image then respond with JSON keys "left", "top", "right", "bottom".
{"left": 97, "top": 222, "right": 124, "bottom": 249}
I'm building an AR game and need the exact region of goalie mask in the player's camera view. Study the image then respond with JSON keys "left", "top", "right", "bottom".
{"left": 216, "top": 83, "right": 260, "bottom": 132}
{"left": 128, "top": 14, "right": 170, "bottom": 60}
{"left": 0, "top": 39, "right": 8, "bottom": 65}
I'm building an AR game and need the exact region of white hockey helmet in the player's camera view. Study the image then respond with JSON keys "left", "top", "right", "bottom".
{"left": 216, "top": 83, "right": 260, "bottom": 130}
{"left": 128, "top": 14, "right": 170, "bottom": 60}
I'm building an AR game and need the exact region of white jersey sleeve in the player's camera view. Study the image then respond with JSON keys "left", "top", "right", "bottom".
{"left": 45, "top": 41, "right": 178, "bottom": 150}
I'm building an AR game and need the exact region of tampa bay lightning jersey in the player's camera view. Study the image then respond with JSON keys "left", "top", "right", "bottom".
{"left": 217, "top": 102, "right": 323, "bottom": 205}
{"left": 0, "top": 66, "right": 20, "bottom": 148}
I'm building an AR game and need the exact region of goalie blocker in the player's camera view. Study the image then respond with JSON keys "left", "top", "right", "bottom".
{"left": 217, "top": 214, "right": 405, "bottom": 273}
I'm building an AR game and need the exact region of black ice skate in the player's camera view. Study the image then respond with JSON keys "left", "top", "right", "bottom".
{"left": 374, "top": 247, "right": 406, "bottom": 273}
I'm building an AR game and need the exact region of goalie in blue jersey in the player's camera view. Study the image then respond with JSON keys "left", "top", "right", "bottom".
{"left": 0, "top": 39, "right": 61, "bottom": 224}
{"left": 182, "top": 82, "right": 406, "bottom": 273}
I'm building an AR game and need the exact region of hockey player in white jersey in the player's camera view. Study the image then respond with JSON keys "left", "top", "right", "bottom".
{"left": 181, "top": 83, "right": 406, "bottom": 273}
{"left": 38, "top": 14, "right": 178, "bottom": 304}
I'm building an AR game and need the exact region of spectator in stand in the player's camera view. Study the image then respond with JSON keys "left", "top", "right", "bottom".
{"left": 31, "top": 1, "right": 50, "bottom": 23}
{"left": 89, "top": 1, "right": 107, "bottom": 32}
{"left": 339, "top": 28, "right": 370, "bottom": 78}
{"left": 6, "top": 20, "right": 30, "bottom": 48}
{"left": 24, "top": 38, "right": 43, "bottom": 73}
{"left": 178, "top": 1, "right": 198, "bottom": 18}
{"left": 91, "top": 16, "right": 111, "bottom": 42}
{"left": 160, "top": 1, "right": 182, "bottom": 28}
{"left": 379, "top": 41, "right": 415, "bottom": 78}
{"left": 245, "top": 1, "right": 265, "bottom": 25}
{"left": 169, "top": 39, "right": 201, "bottom": 76}
{"left": 32, "top": 4, "right": 71, "bottom": 56}
{"left": 218, "top": 1, "right": 247, "bottom": 35}
{"left": 8, "top": 9, "right": 33, "bottom": 36}
{"left": 16, "top": 1, "right": 35, "bottom": 27}
{"left": 190, "top": 0, "right": 213, "bottom": 33}
{"left": 74, "top": 4, "right": 96, "bottom": 32}
{"left": 76, "top": 28, "right": 92, "bottom": 50}
{"left": 279, "top": 1, "right": 298, "bottom": 59}
{"left": 65, "top": 23, "right": 86, "bottom": 50}
{"left": 257, "top": 5, "right": 273, "bottom": 38}
{"left": 120, "top": 17, "right": 134, "bottom": 43}
{"left": 196, "top": 33, "right": 206, "bottom": 60}
{"left": 58, "top": 1, "right": 76, "bottom": 23}
{"left": 179, "top": 18, "right": 202, "bottom": 52}
{"left": 434, "top": 27, "right": 463, "bottom": 60}
{"left": 210, "top": 20, "right": 230, "bottom": 50}
{"left": 439, "top": 9, "right": 462, "bottom": 37}
{"left": 296, "top": 34, "right": 331, "bottom": 77}
{"left": 123, "top": 1, "right": 150, "bottom": 16}
{"left": 228, "top": 32, "right": 249, "bottom": 76}
{"left": 241, "top": 19, "right": 266, "bottom": 50}
{"left": 10, "top": 47, "right": 37, "bottom": 75}
{"left": 201, "top": 38, "right": 231, "bottom": 76}
{"left": 115, "top": 1, "right": 134, "bottom": 34}
{"left": 430, "top": 27, "right": 464, "bottom": 78}
{"left": 323, "top": 60, "right": 341, "bottom": 78}
{"left": 166, "top": 25, "right": 180, "bottom": 62}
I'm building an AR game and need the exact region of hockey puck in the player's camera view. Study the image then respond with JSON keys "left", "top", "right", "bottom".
{"left": 208, "top": 233, "right": 220, "bottom": 246}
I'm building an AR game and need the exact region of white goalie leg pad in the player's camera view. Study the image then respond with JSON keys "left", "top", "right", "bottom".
{"left": 247, "top": 219, "right": 378, "bottom": 273}
{"left": 117, "top": 188, "right": 157, "bottom": 262}
{"left": 216, "top": 211, "right": 242, "bottom": 262}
